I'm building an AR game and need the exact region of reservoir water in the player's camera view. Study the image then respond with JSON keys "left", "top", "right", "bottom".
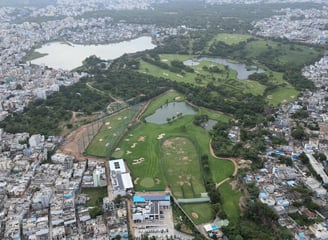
{"left": 145, "top": 102, "right": 197, "bottom": 124}
{"left": 31, "top": 36, "right": 156, "bottom": 70}
{"left": 184, "top": 57, "right": 264, "bottom": 80}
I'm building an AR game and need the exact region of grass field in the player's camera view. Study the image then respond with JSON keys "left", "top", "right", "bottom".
{"left": 82, "top": 186, "right": 108, "bottom": 208}
{"left": 112, "top": 92, "right": 234, "bottom": 192}
{"left": 181, "top": 203, "right": 214, "bottom": 225}
{"left": 139, "top": 54, "right": 266, "bottom": 97}
{"left": 267, "top": 86, "right": 299, "bottom": 106}
{"left": 209, "top": 33, "right": 252, "bottom": 46}
{"left": 161, "top": 137, "right": 205, "bottom": 198}
{"left": 85, "top": 107, "right": 140, "bottom": 157}
{"left": 218, "top": 181, "right": 242, "bottom": 224}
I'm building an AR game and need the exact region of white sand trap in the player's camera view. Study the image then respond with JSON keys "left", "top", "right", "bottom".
{"left": 105, "top": 122, "right": 110, "bottom": 125}
{"left": 99, "top": 139, "right": 103, "bottom": 142}
{"left": 131, "top": 143, "right": 137, "bottom": 148}
{"left": 114, "top": 147, "right": 120, "bottom": 151}
{"left": 129, "top": 134, "right": 133, "bottom": 137}
{"left": 163, "top": 72, "right": 168, "bottom": 76}
{"left": 113, "top": 133, "right": 117, "bottom": 137}
{"left": 108, "top": 126, "right": 112, "bottom": 129}
{"left": 132, "top": 157, "right": 145, "bottom": 165}
{"left": 177, "top": 74, "right": 183, "bottom": 78}
{"left": 157, "top": 133, "right": 166, "bottom": 140}
{"left": 125, "top": 139, "right": 130, "bottom": 142}
{"left": 124, "top": 116, "right": 128, "bottom": 119}
{"left": 105, "top": 143, "right": 109, "bottom": 147}
{"left": 117, "top": 117, "right": 122, "bottom": 120}
{"left": 126, "top": 151, "right": 132, "bottom": 155}
{"left": 161, "top": 59, "right": 168, "bottom": 62}
{"left": 175, "top": 96, "right": 181, "bottom": 100}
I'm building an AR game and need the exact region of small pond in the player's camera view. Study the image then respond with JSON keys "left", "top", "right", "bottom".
{"left": 202, "top": 119, "right": 218, "bottom": 131}
{"left": 145, "top": 102, "right": 197, "bottom": 124}
{"left": 184, "top": 57, "right": 264, "bottom": 80}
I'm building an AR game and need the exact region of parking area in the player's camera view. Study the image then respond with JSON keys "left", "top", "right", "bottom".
{"left": 133, "top": 207, "right": 193, "bottom": 240}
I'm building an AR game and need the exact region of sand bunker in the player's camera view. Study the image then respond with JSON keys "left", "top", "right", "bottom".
{"left": 124, "top": 116, "right": 128, "bottom": 119}
{"left": 155, "top": 177, "right": 161, "bottom": 184}
{"left": 132, "top": 157, "right": 145, "bottom": 165}
{"left": 157, "top": 133, "right": 166, "bottom": 140}
{"left": 175, "top": 96, "right": 181, "bottom": 101}
{"left": 126, "top": 151, "right": 132, "bottom": 155}
{"left": 129, "top": 134, "right": 133, "bottom": 137}
{"left": 99, "top": 139, "right": 103, "bottom": 142}
{"left": 138, "top": 136, "right": 146, "bottom": 142}
{"left": 192, "top": 212, "right": 199, "bottom": 219}
{"left": 105, "top": 143, "right": 109, "bottom": 147}
{"left": 125, "top": 139, "right": 130, "bottom": 142}
{"left": 105, "top": 122, "right": 110, "bottom": 125}
{"left": 117, "top": 117, "right": 122, "bottom": 120}
{"left": 108, "top": 126, "right": 112, "bottom": 129}
{"left": 114, "top": 147, "right": 120, "bottom": 151}
{"left": 113, "top": 133, "right": 117, "bottom": 137}
{"left": 134, "top": 177, "right": 140, "bottom": 184}
{"left": 163, "top": 72, "right": 168, "bottom": 76}
{"left": 177, "top": 74, "right": 183, "bottom": 78}
{"left": 131, "top": 143, "right": 137, "bottom": 148}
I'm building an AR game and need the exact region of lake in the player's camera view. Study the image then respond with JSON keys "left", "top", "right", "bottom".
{"left": 145, "top": 102, "right": 197, "bottom": 124}
{"left": 184, "top": 57, "right": 264, "bottom": 80}
{"left": 31, "top": 36, "right": 156, "bottom": 70}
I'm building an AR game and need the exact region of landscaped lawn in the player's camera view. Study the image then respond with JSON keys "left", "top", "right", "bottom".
{"left": 181, "top": 203, "right": 214, "bottom": 225}
{"left": 111, "top": 91, "right": 234, "bottom": 192}
{"left": 218, "top": 181, "right": 242, "bottom": 224}
{"left": 267, "top": 87, "right": 299, "bottom": 106}
{"left": 161, "top": 136, "right": 206, "bottom": 198}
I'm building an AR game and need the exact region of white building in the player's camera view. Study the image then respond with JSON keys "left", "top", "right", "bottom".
{"left": 109, "top": 159, "right": 133, "bottom": 197}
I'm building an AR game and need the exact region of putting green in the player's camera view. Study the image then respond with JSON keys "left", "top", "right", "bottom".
{"left": 140, "top": 177, "right": 155, "bottom": 188}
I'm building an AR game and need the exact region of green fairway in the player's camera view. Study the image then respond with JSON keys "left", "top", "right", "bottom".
{"left": 219, "top": 181, "right": 242, "bottom": 224}
{"left": 139, "top": 54, "right": 267, "bottom": 97}
{"left": 112, "top": 91, "right": 234, "bottom": 192}
{"left": 161, "top": 136, "right": 205, "bottom": 198}
{"left": 209, "top": 33, "right": 252, "bottom": 46}
{"left": 267, "top": 87, "right": 299, "bottom": 106}
{"left": 181, "top": 203, "right": 214, "bottom": 225}
{"left": 85, "top": 107, "right": 139, "bottom": 157}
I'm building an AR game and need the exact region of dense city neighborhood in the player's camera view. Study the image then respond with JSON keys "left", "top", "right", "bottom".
{"left": 0, "top": 0, "right": 328, "bottom": 240}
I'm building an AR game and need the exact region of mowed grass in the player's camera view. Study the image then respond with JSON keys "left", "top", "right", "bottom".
{"left": 243, "top": 39, "right": 322, "bottom": 68}
{"left": 85, "top": 107, "right": 139, "bottom": 157}
{"left": 161, "top": 137, "right": 205, "bottom": 198}
{"left": 139, "top": 54, "right": 266, "bottom": 97}
{"left": 267, "top": 87, "right": 299, "bottom": 106}
{"left": 112, "top": 92, "right": 234, "bottom": 192}
{"left": 181, "top": 203, "right": 214, "bottom": 225}
{"left": 218, "top": 181, "right": 242, "bottom": 224}
{"left": 210, "top": 33, "right": 252, "bottom": 46}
